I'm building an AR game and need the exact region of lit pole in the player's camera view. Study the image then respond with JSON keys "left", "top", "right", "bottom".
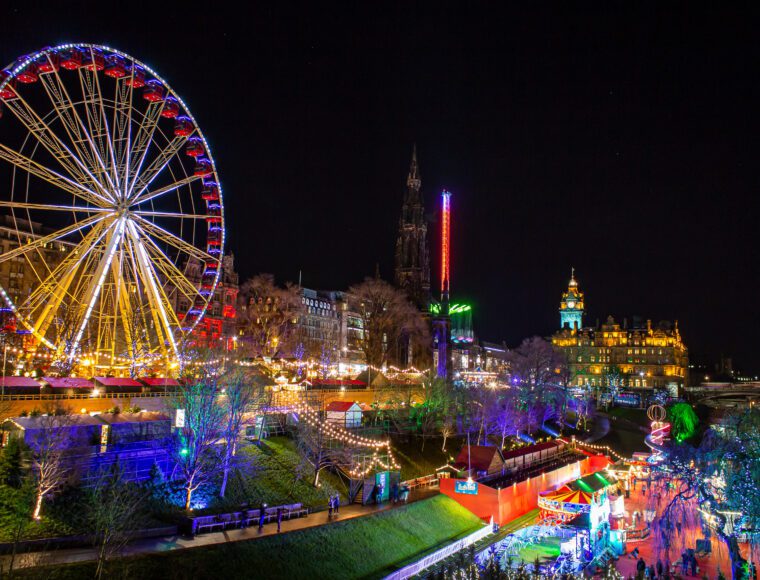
{"left": 1, "top": 343, "right": 7, "bottom": 397}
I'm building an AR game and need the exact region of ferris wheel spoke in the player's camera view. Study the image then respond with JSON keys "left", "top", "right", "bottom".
{"left": 0, "top": 212, "right": 112, "bottom": 265}
{"left": 126, "top": 220, "right": 180, "bottom": 357}
{"left": 0, "top": 145, "right": 110, "bottom": 211}
{"left": 134, "top": 210, "right": 209, "bottom": 219}
{"left": 67, "top": 217, "right": 127, "bottom": 360}
{"left": 133, "top": 214, "right": 216, "bottom": 263}
{"left": 3, "top": 96, "right": 114, "bottom": 203}
{"left": 127, "top": 135, "right": 189, "bottom": 201}
{"left": 138, "top": 233, "right": 210, "bottom": 302}
{"left": 19, "top": 221, "right": 110, "bottom": 337}
{"left": 111, "top": 77, "right": 134, "bottom": 191}
{"left": 130, "top": 174, "right": 200, "bottom": 207}
{"left": 125, "top": 100, "right": 165, "bottom": 196}
{"left": 78, "top": 62, "right": 119, "bottom": 192}
{"left": 0, "top": 200, "right": 109, "bottom": 213}
{"left": 39, "top": 68, "right": 103, "bottom": 180}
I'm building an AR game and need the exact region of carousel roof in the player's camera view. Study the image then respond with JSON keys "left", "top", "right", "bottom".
{"left": 541, "top": 488, "right": 593, "bottom": 505}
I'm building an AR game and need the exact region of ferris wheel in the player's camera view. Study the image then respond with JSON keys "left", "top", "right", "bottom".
{"left": 0, "top": 44, "right": 224, "bottom": 369}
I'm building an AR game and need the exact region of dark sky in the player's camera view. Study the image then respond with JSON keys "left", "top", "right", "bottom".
{"left": 3, "top": 2, "right": 760, "bottom": 371}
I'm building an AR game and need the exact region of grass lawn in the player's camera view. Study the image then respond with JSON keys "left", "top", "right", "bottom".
{"left": 215, "top": 436, "right": 347, "bottom": 511}
{"left": 21, "top": 495, "right": 484, "bottom": 580}
{"left": 390, "top": 435, "right": 461, "bottom": 480}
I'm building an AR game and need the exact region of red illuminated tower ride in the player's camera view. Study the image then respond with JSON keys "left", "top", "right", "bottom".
{"left": 433, "top": 190, "right": 452, "bottom": 378}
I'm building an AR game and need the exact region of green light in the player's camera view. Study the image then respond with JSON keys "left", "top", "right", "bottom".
{"left": 594, "top": 472, "right": 609, "bottom": 485}
{"left": 576, "top": 480, "right": 594, "bottom": 493}
{"left": 429, "top": 304, "right": 441, "bottom": 314}
{"left": 449, "top": 303, "right": 472, "bottom": 314}
{"left": 667, "top": 402, "right": 699, "bottom": 443}
{"left": 180, "top": 448, "right": 189, "bottom": 456}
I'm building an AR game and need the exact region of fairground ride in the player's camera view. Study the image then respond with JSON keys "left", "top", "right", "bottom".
{"left": 0, "top": 44, "right": 224, "bottom": 374}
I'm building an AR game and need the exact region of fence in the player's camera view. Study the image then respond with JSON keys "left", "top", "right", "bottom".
{"left": 383, "top": 518, "right": 494, "bottom": 580}
{"left": 400, "top": 474, "right": 439, "bottom": 490}
{"left": 0, "top": 391, "right": 176, "bottom": 401}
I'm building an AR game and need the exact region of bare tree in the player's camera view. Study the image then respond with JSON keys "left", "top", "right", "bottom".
{"left": 237, "top": 274, "right": 304, "bottom": 358}
{"left": 170, "top": 374, "right": 225, "bottom": 510}
{"left": 347, "top": 277, "right": 429, "bottom": 368}
{"left": 29, "top": 413, "right": 72, "bottom": 519}
{"left": 218, "top": 369, "right": 267, "bottom": 498}
{"left": 87, "top": 463, "right": 147, "bottom": 580}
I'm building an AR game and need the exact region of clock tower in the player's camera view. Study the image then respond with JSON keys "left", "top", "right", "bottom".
{"left": 560, "top": 268, "right": 584, "bottom": 330}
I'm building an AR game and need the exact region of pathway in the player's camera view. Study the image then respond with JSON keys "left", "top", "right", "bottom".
{"left": 0, "top": 488, "right": 440, "bottom": 571}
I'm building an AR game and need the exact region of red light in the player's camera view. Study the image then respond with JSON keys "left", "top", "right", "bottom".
{"left": 441, "top": 190, "right": 451, "bottom": 298}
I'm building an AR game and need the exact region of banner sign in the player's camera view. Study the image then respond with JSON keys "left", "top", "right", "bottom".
{"left": 455, "top": 480, "right": 479, "bottom": 495}
{"left": 175, "top": 409, "right": 185, "bottom": 428}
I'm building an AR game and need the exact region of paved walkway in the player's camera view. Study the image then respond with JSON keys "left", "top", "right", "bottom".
{"left": 1, "top": 488, "right": 440, "bottom": 571}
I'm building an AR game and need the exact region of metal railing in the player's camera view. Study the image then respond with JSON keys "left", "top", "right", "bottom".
{"left": 383, "top": 518, "right": 495, "bottom": 580}
{"left": 0, "top": 391, "right": 177, "bottom": 401}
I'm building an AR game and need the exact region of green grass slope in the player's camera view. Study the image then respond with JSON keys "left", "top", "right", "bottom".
{"left": 22, "top": 495, "right": 483, "bottom": 580}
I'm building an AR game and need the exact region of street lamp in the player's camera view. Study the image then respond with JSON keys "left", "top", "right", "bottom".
{"left": 2, "top": 343, "right": 8, "bottom": 397}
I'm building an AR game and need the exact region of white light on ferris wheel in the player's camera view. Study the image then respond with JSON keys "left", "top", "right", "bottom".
{"left": 0, "top": 43, "right": 225, "bottom": 367}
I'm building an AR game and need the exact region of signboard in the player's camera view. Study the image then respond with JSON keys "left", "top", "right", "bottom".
{"left": 175, "top": 409, "right": 186, "bottom": 428}
{"left": 375, "top": 471, "right": 390, "bottom": 502}
{"left": 455, "top": 480, "right": 479, "bottom": 495}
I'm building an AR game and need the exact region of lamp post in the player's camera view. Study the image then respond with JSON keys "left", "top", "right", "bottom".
{"left": 1, "top": 343, "right": 7, "bottom": 397}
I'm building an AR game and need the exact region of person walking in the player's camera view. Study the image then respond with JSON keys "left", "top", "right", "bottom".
{"left": 334, "top": 494, "right": 340, "bottom": 514}
{"left": 258, "top": 504, "right": 267, "bottom": 533}
{"left": 657, "top": 560, "right": 663, "bottom": 578}
{"left": 277, "top": 507, "right": 283, "bottom": 533}
{"left": 690, "top": 554, "right": 697, "bottom": 576}
{"left": 637, "top": 557, "right": 646, "bottom": 577}
{"left": 328, "top": 496, "right": 333, "bottom": 519}
{"left": 681, "top": 553, "right": 688, "bottom": 576}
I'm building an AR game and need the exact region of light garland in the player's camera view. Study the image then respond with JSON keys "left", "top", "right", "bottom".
{"left": 290, "top": 403, "right": 401, "bottom": 476}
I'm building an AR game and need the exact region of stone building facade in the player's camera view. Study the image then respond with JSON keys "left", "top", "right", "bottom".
{"left": 552, "top": 273, "right": 688, "bottom": 394}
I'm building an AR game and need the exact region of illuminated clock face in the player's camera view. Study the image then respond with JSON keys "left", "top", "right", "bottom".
{"left": 567, "top": 301, "right": 576, "bottom": 309}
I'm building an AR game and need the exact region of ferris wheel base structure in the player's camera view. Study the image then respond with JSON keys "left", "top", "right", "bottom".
{"left": 0, "top": 44, "right": 225, "bottom": 374}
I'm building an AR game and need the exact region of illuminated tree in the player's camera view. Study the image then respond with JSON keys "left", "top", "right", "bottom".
{"left": 218, "top": 369, "right": 267, "bottom": 498}
{"left": 667, "top": 402, "right": 699, "bottom": 443}
{"left": 347, "top": 277, "right": 429, "bottom": 368}
{"left": 170, "top": 374, "right": 225, "bottom": 510}
{"left": 28, "top": 412, "right": 74, "bottom": 520}
{"left": 238, "top": 273, "right": 304, "bottom": 358}
{"left": 654, "top": 407, "right": 760, "bottom": 579}
{"left": 507, "top": 337, "right": 566, "bottom": 436}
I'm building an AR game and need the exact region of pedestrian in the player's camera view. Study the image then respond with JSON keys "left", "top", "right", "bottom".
{"left": 277, "top": 507, "right": 283, "bottom": 533}
{"left": 637, "top": 557, "right": 646, "bottom": 576}
{"left": 690, "top": 555, "right": 697, "bottom": 577}
{"left": 376, "top": 483, "right": 383, "bottom": 504}
{"left": 328, "top": 496, "right": 333, "bottom": 519}
{"left": 392, "top": 482, "right": 399, "bottom": 504}
{"left": 258, "top": 503, "right": 267, "bottom": 532}
{"left": 676, "top": 521, "right": 682, "bottom": 536}
{"left": 649, "top": 564, "right": 656, "bottom": 579}
{"left": 681, "top": 553, "right": 688, "bottom": 576}
{"left": 657, "top": 560, "right": 663, "bottom": 578}
{"left": 333, "top": 494, "right": 340, "bottom": 514}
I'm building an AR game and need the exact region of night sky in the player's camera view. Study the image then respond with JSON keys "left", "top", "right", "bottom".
{"left": 3, "top": 3, "right": 759, "bottom": 371}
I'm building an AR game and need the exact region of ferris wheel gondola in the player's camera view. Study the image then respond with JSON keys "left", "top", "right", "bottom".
{"left": 0, "top": 43, "right": 225, "bottom": 370}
